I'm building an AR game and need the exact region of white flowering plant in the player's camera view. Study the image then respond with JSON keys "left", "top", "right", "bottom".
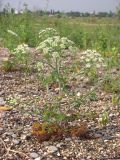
{"left": 11, "top": 43, "right": 31, "bottom": 70}
{"left": 38, "top": 28, "right": 59, "bottom": 43}
{"left": 79, "top": 50, "right": 107, "bottom": 81}
{"left": 36, "top": 32, "right": 77, "bottom": 92}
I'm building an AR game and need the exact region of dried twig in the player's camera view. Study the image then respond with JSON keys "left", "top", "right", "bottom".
{"left": 0, "top": 138, "right": 30, "bottom": 159}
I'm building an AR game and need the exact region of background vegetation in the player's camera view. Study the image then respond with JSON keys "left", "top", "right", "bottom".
{"left": 0, "top": 9, "right": 120, "bottom": 55}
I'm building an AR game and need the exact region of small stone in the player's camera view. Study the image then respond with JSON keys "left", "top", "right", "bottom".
{"left": 87, "top": 156, "right": 92, "bottom": 159}
{"left": 47, "top": 146, "right": 58, "bottom": 153}
{"left": 0, "top": 97, "right": 6, "bottom": 105}
{"left": 35, "top": 157, "right": 42, "bottom": 160}
{"left": 116, "top": 133, "right": 120, "bottom": 138}
{"left": 109, "top": 113, "right": 114, "bottom": 117}
{"left": 74, "top": 139, "right": 81, "bottom": 143}
{"left": 84, "top": 78, "right": 89, "bottom": 84}
{"left": 43, "top": 141, "right": 49, "bottom": 146}
{"left": 29, "top": 152, "right": 39, "bottom": 159}
{"left": 0, "top": 127, "right": 3, "bottom": 131}
{"left": 56, "top": 142, "right": 64, "bottom": 148}
{"left": 94, "top": 133, "right": 102, "bottom": 138}
{"left": 76, "top": 92, "right": 81, "bottom": 97}
{"left": 5, "top": 131, "right": 14, "bottom": 136}
{"left": 55, "top": 88, "right": 60, "bottom": 92}
{"left": 0, "top": 91, "right": 4, "bottom": 96}
{"left": 103, "top": 136, "right": 113, "bottom": 141}
{"left": 4, "top": 138, "right": 9, "bottom": 142}
{"left": 12, "top": 139, "right": 20, "bottom": 145}
{"left": 65, "top": 137, "right": 71, "bottom": 141}
{"left": 12, "top": 134, "right": 17, "bottom": 138}
{"left": 21, "top": 134, "right": 26, "bottom": 140}
{"left": 57, "top": 152, "right": 61, "bottom": 156}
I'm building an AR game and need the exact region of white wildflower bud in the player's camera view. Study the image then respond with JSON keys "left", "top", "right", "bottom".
{"left": 52, "top": 41, "right": 58, "bottom": 47}
{"left": 43, "top": 48, "right": 49, "bottom": 54}
{"left": 96, "top": 64, "right": 101, "bottom": 68}
{"left": 7, "top": 30, "right": 18, "bottom": 37}
{"left": 80, "top": 56, "right": 85, "bottom": 60}
{"left": 36, "top": 62, "right": 43, "bottom": 71}
{"left": 60, "top": 44, "right": 66, "bottom": 49}
{"left": 85, "top": 58, "right": 90, "bottom": 62}
{"left": 52, "top": 52, "right": 60, "bottom": 60}
{"left": 85, "top": 63, "right": 91, "bottom": 68}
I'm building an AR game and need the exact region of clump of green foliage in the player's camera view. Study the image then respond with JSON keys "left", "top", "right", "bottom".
{"left": 42, "top": 104, "right": 66, "bottom": 124}
{"left": 99, "top": 110, "right": 109, "bottom": 126}
{"left": 103, "top": 74, "right": 120, "bottom": 93}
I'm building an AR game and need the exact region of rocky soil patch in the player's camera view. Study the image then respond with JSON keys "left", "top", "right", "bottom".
{"left": 0, "top": 50, "right": 120, "bottom": 160}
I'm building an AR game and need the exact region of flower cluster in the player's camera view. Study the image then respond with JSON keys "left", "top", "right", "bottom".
{"left": 80, "top": 50, "right": 106, "bottom": 70}
{"left": 12, "top": 43, "right": 31, "bottom": 67}
{"left": 13, "top": 43, "right": 30, "bottom": 55}
{"left": 36, "top": 31, "right": 77, "bottom": 92}
{"left": 37, "top": 36, "right": 76, "bottom": 57}
{"left": 79, "top": 50, "right": 107, "bottom": 80}
{"left": 38, "top": 28, "right": 59, "bottom": 42}
{"left": 36, "top": 62, "right": 44, "bottom": 71}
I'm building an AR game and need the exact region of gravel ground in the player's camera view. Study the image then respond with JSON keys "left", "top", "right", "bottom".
{"left": 0, "top": 49, "right": 120, "bottom": 160}
{"left": 0, "top": 70, "right": 120, "bottom": 160}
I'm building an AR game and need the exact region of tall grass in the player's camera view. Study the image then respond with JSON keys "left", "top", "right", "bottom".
{"left": 0, "top": 13, "right": 120, "bottom": 54}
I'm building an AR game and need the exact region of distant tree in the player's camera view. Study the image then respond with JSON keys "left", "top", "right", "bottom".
{"left": 11, "top": 8, "right": 15, "bottom": 14}
{"left": 4, "top": 2, "right": 11, "bottom": 13}
{"left": 97, "top": 12, "right": 109, "bottom": 17}
{"left": 84, "top": 12, "right": 90, "bottom": 17}
{"left": 108, "top": 11, "right": 114, "bottom": 17}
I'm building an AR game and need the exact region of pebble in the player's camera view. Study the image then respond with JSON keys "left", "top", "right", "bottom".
{"left": 21, "top": 134, "right": 26, "bottom": 140}
{"left": 65, "top": 137, "right": 72, "bottom": 141}
{"left": 103, "top": 136, "right": 113, "bottom": 141}
{"left": 12, "top": 134, "right": 17, "bottom": 138}
{"left": 43, "top": 141, "right": 49, "bottom": 146}
{"left": 84, "top": 78, "right": 89, "bottom": 84}
{"left": 0, "top": 91, "right": 4, "bottom": 96}
{"left": 35, "top": 157, "right": 42, "bottom": 160}
{"left": 4, "top": 138, "right": 9, "bottom": 142}
{"left": 56, "top": 142, "right": 64, "bottom": 148}
{"left": 57, "top": 152, "right": 61, "bottom": 156}
{"left": 29, "top": 152, "right": 39, "bottom": 159}
{"left": 74, "top": 139, "right": 81, "bottom": 143}
{"left": 76, "top": 92, "right": 81, "bottom": 97}
{"left": 47, "top": 146, "right": 58, "bottom": 153}
{"left": 0, "top": 97, "right": 6, "bottom": 105}
{"left": 5, "top": 131, "right": 14, "bottom": 136}
{"left": 12, "top": 139, "right": 20, "bottom": 145}
{"left": 94, "top": 133, "right": 102, "bottom": 138}
{"left": 0, "top": 127, "right": 3, "bottom": 132}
